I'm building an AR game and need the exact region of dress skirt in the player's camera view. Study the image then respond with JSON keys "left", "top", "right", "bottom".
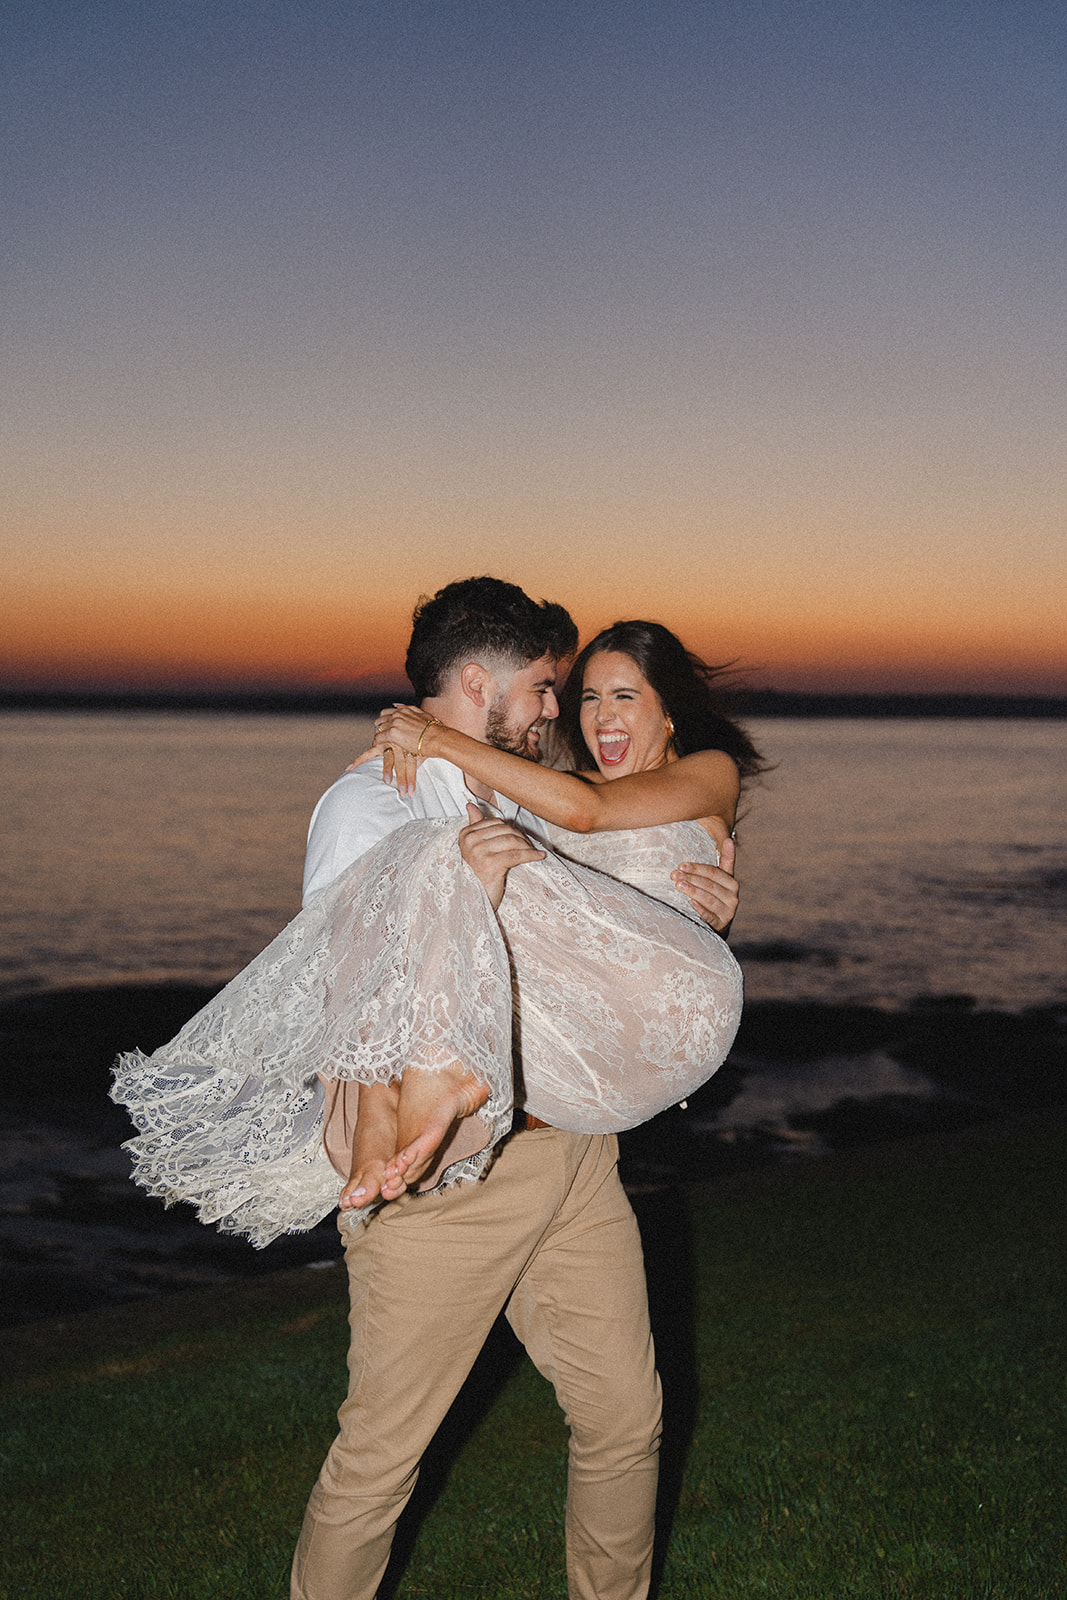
{"left": 112, "top": 818, "right": 742, "bottom": 1246}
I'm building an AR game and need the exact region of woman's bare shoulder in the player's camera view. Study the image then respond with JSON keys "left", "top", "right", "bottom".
{"left": 678, "top": 748, "right": 740, "bottom": 774}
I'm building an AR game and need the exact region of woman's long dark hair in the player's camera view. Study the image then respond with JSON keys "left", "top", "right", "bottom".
{"left": 555, "top": 620, "right": 767, "bottom": 782}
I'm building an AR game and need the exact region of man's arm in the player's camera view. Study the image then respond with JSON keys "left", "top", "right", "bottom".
{"left": 303, "top": 762, "right": 415, "bottom": 904}
{"left": 459, "top": 812, "right": 740, "bottom": 934}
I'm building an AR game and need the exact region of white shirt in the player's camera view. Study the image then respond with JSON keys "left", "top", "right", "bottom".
{"left": 302, "top": 754, "right": 549, "bottom": 906}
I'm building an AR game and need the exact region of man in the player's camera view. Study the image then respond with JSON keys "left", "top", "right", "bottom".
{"left": 292, "top": 577, "right": 738, "bottom": 1600}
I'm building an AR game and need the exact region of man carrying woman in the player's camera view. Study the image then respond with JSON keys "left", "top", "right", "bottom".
{"left": 116, "top": 574, "right": 759, "bottom": 1600}
{"left": 289, "top": 578, "right": 761, "bottom": 1600}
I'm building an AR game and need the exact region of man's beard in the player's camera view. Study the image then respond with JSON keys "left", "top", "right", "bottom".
{"left": 485, "top": 699, "right": 543, "bottom": 761}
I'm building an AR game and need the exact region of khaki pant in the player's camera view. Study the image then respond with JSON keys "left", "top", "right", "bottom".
{"left": 291, "top": 1128, "right": 661, "bottom": 1600}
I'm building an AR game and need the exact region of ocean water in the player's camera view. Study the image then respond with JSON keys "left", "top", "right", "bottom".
{"left": 733, "top": 717, "right": 1066, "bottom": 1010}
{"left": 1, "top": 711, "right": 1064, "bottom": 1323}
{"left": 1, "top": 711, "right": 1064, "bottom": 1011}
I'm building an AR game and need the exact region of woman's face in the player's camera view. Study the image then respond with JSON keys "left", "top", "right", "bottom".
{"left": 579, "top": 651, "right": 674, "bottom": 778}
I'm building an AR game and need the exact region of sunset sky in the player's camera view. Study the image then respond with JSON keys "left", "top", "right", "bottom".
{"left": 3, "top": 0, "right": 1065, "bottom": 694}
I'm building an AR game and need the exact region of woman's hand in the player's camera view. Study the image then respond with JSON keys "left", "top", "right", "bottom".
{"left": 373, "top": 706, "right": 441, "bottom": 796}
{"left": 375, "top": 706, "right": 438, "bottom": 756}
{"left": 343, "top": 741, "right": 414, "bottom": 791}
{"left": 345, "top": 706, "right": 441, "bottom": 793}
{"left": 671, "top": 836, "right": 739, "bottom": 934}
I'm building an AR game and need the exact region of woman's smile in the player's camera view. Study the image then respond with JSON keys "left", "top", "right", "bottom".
{"left": 595, "top": 729, "right": 631, "bottom": 767}
{"left": 579, "top": 651, "right": 674, "bottom": 778}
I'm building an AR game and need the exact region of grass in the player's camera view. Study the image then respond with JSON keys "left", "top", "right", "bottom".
{"left": 1, "top": 1118, "right": 1064, "bottom": 1599}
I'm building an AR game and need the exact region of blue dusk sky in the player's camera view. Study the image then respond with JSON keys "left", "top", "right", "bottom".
{"left": 3, "top": 0, "right": 1065, "bottom": 691}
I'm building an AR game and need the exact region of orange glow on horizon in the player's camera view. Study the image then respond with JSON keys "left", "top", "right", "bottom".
{"left": 3, "top": 574, "right": 1064, "bottom": 695}
{"left": 1, "top": 579, "right": 412, "bottom": 688}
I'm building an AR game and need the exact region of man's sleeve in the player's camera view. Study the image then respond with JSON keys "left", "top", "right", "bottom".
{"left": 302, "top": 765, "right": 412, "bottom": 905}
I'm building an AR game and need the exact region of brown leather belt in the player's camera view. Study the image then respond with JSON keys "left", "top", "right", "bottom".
{"left": 515, "top": 1111, "right": 552, "bottom": 1132}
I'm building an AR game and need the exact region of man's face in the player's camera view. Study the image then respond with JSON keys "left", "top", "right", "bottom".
{"left": 485, "top": 653, "right": 560, "bottom": 761}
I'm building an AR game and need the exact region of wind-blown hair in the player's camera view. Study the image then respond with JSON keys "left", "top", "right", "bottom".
{"left": 405, "top": 577, "right": 579, "bottom": 699}
{"left": 555, "top": 620, "right": 767, "bottom": 782}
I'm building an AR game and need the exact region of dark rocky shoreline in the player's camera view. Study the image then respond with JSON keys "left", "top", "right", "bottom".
{"left": 1, "top": 983, "right": 1064, "bottom": 1329}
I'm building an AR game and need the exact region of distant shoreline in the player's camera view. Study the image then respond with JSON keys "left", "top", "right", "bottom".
{"left": 3, "top": 688, "right": 1066, "bottom": 718}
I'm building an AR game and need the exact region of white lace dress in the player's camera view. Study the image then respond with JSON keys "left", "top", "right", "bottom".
{"left": 112, "top": 818, "right": 742, "bottom": 1246}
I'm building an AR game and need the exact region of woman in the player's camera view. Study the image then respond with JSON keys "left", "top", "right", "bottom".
{"left": 113, "top": 622, "right": 763, "bottom": 1246}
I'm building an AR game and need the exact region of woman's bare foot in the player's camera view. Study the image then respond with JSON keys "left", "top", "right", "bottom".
{"left": 383, "top": 1065, "right": 490, "bottom": 1192}
{"left": 339, "top": 1080, "right": 400, "bottom": 1210}
{"left": 340, "top": 1158, "right": 389, "bottom": 1210}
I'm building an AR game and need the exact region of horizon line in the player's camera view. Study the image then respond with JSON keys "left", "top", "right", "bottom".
{"left": 3, "top": 687, "right": 1066, "bottom": 720}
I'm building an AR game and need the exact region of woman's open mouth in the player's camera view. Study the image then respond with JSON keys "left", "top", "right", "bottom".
{"left": 596, "top": 732, "right": 631, "bottom": 767}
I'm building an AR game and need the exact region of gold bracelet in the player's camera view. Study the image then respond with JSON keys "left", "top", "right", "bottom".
{"left": 416, "top": 716, "right": 441, "bottom": 756}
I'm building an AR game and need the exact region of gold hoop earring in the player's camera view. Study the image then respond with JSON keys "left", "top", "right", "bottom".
{"left": 665, "top": 715, "right": 675, "bottom": 741}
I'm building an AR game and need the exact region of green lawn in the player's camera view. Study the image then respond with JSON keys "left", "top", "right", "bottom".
{"left": 2, "top": 1119, "right": 1064, "bottom": 1599}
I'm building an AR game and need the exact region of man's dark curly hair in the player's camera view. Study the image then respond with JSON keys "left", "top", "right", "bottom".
{"left": 405, "top": 577, "right": 578, "bottom": 700}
